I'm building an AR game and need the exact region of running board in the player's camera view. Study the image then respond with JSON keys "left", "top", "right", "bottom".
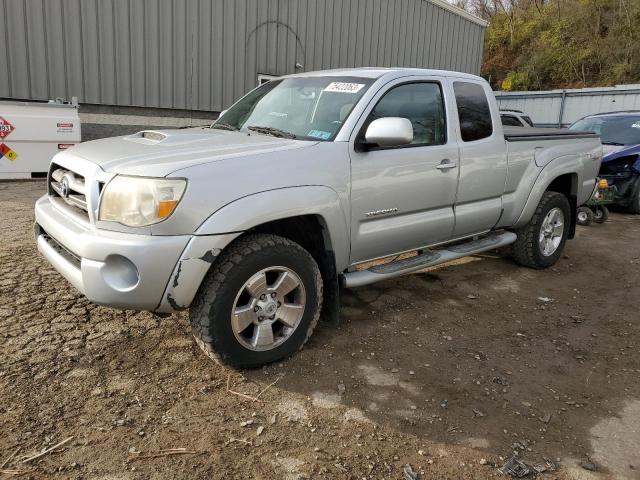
{"left": 342, "top": 231, "right": 517, "bottom": 288}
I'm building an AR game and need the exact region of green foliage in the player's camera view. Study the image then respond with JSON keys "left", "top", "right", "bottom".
{"left": 481, "top": 0, "right": 640, "bottom": 90}
{"left": 501, "top": 71, "right": 530, "bottom": 90}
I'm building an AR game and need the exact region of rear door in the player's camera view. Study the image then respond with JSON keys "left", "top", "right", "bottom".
{"left": 348, "top": 77, "right": 460, "bottom": 264}
{"left": 451, "top": 80, "right": 508, "bottom": 237}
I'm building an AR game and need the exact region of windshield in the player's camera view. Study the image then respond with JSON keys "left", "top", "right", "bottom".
{"left": 213, "top": 76, "right": 375, "bottom": 141}
{"left": 570, "top": 115, "right": 640, "bottom": 145}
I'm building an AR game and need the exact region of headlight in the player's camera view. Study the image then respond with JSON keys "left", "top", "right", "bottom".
{"left": 99, "top": 176, "right": 187, "bottom": 227}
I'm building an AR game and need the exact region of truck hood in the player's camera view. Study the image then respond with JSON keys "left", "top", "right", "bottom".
{"left": 600, "top": 143, "right": 640, "bottom": 177}
{"left": 66, "top": 128, "right": 316, "bottom": 176}
{"left": 602, "top": 143, "right": 640, "bottom": 162}
{"left": 602, "top": 144, "right": 640, "bottom": 163}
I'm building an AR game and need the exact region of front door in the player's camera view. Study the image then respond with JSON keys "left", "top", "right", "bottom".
{"left": 349, "top": 79, "right": 460, "bottom": 264}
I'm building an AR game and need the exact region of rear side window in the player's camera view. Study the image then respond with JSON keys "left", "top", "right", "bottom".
{"left": 454, "top": 82, "right": 493, "bottom": 142}
{"left": 501, "top": 115, "right": 523, "bottom": 127}
{"left": 364, "top": 82, "right": 446, "bottom": 147}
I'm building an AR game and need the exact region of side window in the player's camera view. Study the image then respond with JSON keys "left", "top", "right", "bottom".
{"left": 365, "top": 82, "right": 446, "bottom": 146}
{"left": 453, "top": 81, "right": 493, "bottom": 142}
{"left": 501, "top": 115, "right": 523, "bottom": 127}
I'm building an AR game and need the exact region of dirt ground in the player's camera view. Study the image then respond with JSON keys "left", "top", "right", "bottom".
{"left": 1, "top": 180, "right": 639, "bottom": 480}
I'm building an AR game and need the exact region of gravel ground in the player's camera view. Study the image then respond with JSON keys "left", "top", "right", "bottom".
{"left": 1, "top": 180, "right": 639, "bottom": 479}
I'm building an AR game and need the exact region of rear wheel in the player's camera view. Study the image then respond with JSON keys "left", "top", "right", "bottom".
{"left": 576, "top": 206, "right": 594, "bottom": 226}
{"left": 189, "top": 234, "right": 322, "bottom": 368}
{"left": 593, "top": 205, "right": 609, "bottom": 224}
{"left": 512, "top": 191, "right": 571, "bottom": 269}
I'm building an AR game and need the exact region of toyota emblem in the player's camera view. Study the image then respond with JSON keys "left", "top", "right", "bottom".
{"left": 60, "top": 176, "right": 70, "bottom": 198}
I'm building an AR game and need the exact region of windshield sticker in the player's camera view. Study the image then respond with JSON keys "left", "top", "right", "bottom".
{"left": 308, "top": 130, "right": 332, "bottom": 140}
{"left": 268, "top": 111, "right": 288, "bottom": 117}
{"left": 324, "top": 82, "right": 366, "bottom": 94}
{"left": 632, "top": 121, "right": 640, "bottom": 129}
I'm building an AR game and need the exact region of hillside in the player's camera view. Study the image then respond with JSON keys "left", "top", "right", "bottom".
{"left": 457, "top": 0, "right": 640, "bottom": 90}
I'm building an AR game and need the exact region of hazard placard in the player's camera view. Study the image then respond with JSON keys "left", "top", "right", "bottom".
{"left": 57, "top": 122, "right": 74, "bottom": 133}
{"left": 0, "top": 143, "right": 18, "bottom": 162}
{"left": 0, "top": 117, "right": 15, "bottom": 140}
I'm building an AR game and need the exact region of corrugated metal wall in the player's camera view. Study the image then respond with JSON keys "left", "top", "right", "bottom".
{"left": 0, "top": 0, "right": 486, "bottom": 112}
{"left": 495, "top": 85, "right": 640, "bottom": 127}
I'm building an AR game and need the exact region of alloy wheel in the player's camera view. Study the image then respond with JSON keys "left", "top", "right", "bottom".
{"left": 231, "top": 267, "right": 306, "bottom": 351}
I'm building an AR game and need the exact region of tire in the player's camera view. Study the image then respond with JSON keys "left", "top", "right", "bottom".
{"left": 576, "top": 206, "right": 594, "bottom": 226}
{"left": 189, "top": 234, "right": 323, "bottom": 369}
{"left": 593, "top": 205, "right": 609, "bottom": 224}
{"left": 629, "top": 181, "right": 640, "bottom": 214}
{"left": 512, "top": 191, "right": 571, "bottom": 269}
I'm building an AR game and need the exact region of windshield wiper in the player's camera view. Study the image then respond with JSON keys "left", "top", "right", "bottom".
{"left": 211, "top": 122, "right": 239, "bottom": 131}
{"left": 247, "top": 125, "right": 297, "bottom": 139}
{"left": 602, "top": 141, "right": 625, "bottom": 146}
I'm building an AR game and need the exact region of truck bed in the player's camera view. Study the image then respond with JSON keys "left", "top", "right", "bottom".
{"left": 503, "top": 127, "right": 597, "bottom": 142}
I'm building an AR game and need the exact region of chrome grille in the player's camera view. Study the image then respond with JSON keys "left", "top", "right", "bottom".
{"left": 49, "top": 164, "right": 89, "bottom": 218}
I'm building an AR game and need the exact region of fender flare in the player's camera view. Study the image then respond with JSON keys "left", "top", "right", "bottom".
{"left": 194, "top": 186, "right": 350, "bottom": 269}
{"left": 156, "top": 186, "right": 350, "bottom": 313}
{"left": 512, "top": 155, "right": 584, "bottom": 229}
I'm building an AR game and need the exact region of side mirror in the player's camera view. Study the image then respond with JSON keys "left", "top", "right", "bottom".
{"left": 364, "top": 117, "right": 413, "bottom": 148}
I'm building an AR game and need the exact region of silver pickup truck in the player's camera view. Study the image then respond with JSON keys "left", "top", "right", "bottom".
{"left": 34, "top": 68, "right": 602, "bottom": 367}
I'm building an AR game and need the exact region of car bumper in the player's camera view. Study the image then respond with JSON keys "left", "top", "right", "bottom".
{"left": 34, "top": 195, "right": 238, "bottom": 312}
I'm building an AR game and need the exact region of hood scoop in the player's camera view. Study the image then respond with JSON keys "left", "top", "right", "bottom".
{"left": 141, "top": 130, "right": 167, "bottom": 142}
{"left": 124, "top": 129, "right": 212, "bottom": 146}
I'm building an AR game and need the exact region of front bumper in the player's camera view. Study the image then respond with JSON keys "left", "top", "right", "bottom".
{"left": 34, "top": 194, "right": 238, "bottom": 312}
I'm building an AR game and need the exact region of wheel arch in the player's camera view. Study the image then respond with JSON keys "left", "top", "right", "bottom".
{"left": 156, "top": 187, "right": 349, "bottom": 314}
{"left": 249, "top": 215, "right": 336, "bottom": 269}
{"left": 546, "top": 172, "right": 579, "bottom": 198}
{"left": 512, "top": 156, "right": 583, "bottom": 237}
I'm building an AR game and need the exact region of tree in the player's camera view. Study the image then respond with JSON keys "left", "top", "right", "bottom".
{"left": 459, "top": 0, "right": 640, "bottom": 90}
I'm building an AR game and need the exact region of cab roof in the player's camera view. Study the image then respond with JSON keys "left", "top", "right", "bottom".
{"left": 282, "top": 67, "right": 485, "bottom": 83}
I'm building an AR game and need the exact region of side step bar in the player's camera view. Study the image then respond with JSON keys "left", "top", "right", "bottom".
{"left": 342, "top": 231, "right": 517, "bottom": 288}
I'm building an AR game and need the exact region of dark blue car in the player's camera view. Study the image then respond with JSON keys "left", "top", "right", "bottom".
{"left": 570, "top": 111, "right": 640, "bottom": 213}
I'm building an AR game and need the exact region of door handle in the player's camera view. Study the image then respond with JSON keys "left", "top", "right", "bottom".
{"left": 436, "top": 160, "right": 457, "bottom": 170}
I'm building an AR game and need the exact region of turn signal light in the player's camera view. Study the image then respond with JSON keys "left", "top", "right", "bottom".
{"left": 157, "top": 200, "right": 179, "bottom": 218}
{"left": 598, "top": 179, "right": 609, "bottom": 189}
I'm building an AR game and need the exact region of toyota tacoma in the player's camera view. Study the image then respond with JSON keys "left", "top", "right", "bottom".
{"left": 35, "top": 68, "right": 602, "bottom": 367}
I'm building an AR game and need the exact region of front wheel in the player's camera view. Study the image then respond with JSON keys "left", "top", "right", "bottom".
{"left": 512, "top": 191, "right": 571, "bottom": 269}
{"left": 189, "top": 234, "right": 323, "bottom": 368}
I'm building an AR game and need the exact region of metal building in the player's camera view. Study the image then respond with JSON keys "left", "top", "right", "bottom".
{"left": 0, "top": 0, "right": 486, "bottom": 113}
{"left": 495, "top": 84, "right": 640, "bottom": 127}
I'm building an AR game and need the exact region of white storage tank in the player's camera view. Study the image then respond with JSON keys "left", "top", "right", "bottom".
{"left": 0, "top": 100, "right": 81, "bottom": 179}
